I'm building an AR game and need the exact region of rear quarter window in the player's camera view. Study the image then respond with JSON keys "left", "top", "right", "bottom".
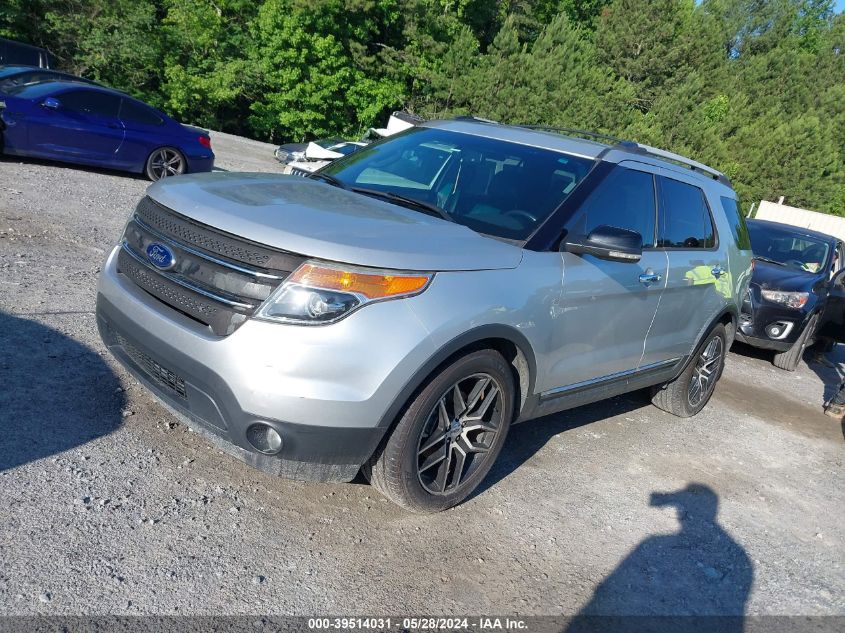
{"left": 720, "top": 196, "right": 751, "bottom": 251}
{"left": 120, "top": 99, "right": 164, "bottom": 126}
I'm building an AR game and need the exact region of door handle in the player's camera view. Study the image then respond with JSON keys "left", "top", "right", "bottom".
{"left": 639, "top": 271, "right": 662, "bottom": 285}
{"left": 711, "top": 266, "right": 725, "bottom": 278}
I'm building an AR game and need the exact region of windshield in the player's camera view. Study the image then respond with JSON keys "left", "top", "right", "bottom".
{"left": 748, "top": 223, "right": 830, "bottom": 273}
{"left": 3, "top": 81, "right": 62, "bottom": 97}
{"left": 320, "top": 127, "right": 595, "bottom": 240}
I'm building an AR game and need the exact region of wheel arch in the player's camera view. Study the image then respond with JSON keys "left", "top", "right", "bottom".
{"left": 674, "top": 306, "right": 737, "bottom": 380}
{"left": 376, "top": 324, "right": 538, "bottom": 433}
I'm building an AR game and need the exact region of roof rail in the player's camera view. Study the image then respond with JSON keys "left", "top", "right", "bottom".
{"left": 465, "top": 119, "right": 733, "bottom": 187}
{"left": 516, "top": 124, "right": 628, "bottom": 146}
{"left": 453, "top": 114, "right": 500, "bottom": 124}
{"left": 623, "top": 142, "right": 728, "bottom": 183}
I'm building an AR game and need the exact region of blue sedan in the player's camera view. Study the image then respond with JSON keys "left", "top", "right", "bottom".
{"left": 0, "top": 81, "right": 214, "bottom": 180}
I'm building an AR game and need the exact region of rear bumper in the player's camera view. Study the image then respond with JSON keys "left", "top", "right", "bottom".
{"left": 186, "top": 153, "right": 214, "bottom": 174}
{"left": 95, "top": 246, "right": 436, "bottom": 482}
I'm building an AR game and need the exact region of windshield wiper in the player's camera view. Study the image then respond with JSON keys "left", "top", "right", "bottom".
{"left": 351, "top": 187, "right": 452, "bottom": 222}
{"left": 753, "top": 255, "right": 787, "bottom": 267}
{"left": 308, "top": 172, "right": 347, "bottom": 189}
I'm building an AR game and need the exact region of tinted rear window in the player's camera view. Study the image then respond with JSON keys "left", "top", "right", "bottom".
{"left": 120, "top": 98, "right": 163, "bottom": 126}
{"left": 658, "top": 176, "right": 716, "bottom": 249}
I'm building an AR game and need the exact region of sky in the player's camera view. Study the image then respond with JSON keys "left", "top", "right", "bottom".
{"left": 837, "top": 0, "right": 845, "bottom": 13}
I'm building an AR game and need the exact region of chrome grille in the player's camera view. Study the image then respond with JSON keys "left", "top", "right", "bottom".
{"left": 117, "top": 198, "right": 305, "bottom": 336}
{"left": 134, "top": 196, "right": 302, "bottom": 270}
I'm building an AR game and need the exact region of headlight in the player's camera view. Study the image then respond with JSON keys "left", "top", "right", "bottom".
{"left": 761, "top": 289, "right": 809, "bottom": 309}
{"left": 256, "top": 262, "right": 432, "bottom": 325}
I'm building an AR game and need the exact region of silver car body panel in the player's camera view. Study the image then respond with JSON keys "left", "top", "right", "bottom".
{"left": 147, "top": 172, "right": 524, "bottom": 272}
{"left": 97, "top": 119, "right": 752, "bottom": 481}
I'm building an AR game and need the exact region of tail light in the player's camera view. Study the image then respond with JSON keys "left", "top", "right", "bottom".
{"left": 198, "top": 135, "right": 212, "bottom": 150}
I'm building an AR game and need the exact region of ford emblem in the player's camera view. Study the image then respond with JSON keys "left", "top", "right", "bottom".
{"left": 146, "top": 242, "right": 176, "bottom": 270}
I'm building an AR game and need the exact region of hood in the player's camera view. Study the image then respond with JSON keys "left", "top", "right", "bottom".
{"left": 752, "top": 260, "right": 821, "bottom": 292}
{"left": 146, "top": 172, "right": 523, "bottom": 272}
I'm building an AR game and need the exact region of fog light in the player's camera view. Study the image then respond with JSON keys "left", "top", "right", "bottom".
{"left": 765, "top": 321, "right": 793, "bottom": 340}
{"left": 246, "top": 424, "right": 283, "bottom": 455}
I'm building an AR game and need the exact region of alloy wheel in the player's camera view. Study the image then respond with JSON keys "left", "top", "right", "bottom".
{"left": 415, "top": 373, "right": 504, "bottom": 495}
{"left": 149, "top": 149, "right": 184, "bottom": 180}
{"left": 688, "top": 335, "right": 724, "bottom": 407}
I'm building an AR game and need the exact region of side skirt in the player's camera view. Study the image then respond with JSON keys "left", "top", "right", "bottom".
{"left": 518, "top": 357, "right": 686, "bottom": 422}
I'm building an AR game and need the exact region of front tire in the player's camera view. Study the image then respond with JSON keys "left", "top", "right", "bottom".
{"left": 773, "top": 314, "right": 817, "bottom": 371}
{"left": 367, "top": 349, "right": 514, "bottom": 513}
{"left": 145, "top": 147, "right": 186, "bottom": 181}
{"left": 652, "top": 323, "right": 727, "bottom": 418}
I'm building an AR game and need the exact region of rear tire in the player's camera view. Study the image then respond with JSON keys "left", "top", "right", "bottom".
{"left": 652, "top": 323, "right": 727, "bottom": 418}
{"left": 145, "top": 147, "right": 186, "bottom": 181}
{"left": 368, "top": 349, "right": 514, "bottom": 513}
{"left": 773, "top": 314, "right": 817, "bottom": 371}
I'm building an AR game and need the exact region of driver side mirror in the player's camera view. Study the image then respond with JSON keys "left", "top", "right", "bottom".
{"left": 561, "top": 225, "right": 643, "bottom": 263}
{"left": 41, "top": 97, "right": 61, "bottom": 110}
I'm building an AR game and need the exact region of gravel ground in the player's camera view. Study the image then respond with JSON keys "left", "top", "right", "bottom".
{"left": 0, "top": 133, "right": 842, "bottom": 619}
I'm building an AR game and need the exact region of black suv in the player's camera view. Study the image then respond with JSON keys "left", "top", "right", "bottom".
{"left": 737, "top": 219, "right": 845, "bottom": 370}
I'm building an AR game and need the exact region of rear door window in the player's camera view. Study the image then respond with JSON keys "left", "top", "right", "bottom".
{"left": 60, "top": 90, "right": 120, "bottom": 118}
{"left": 563, "top": 165, "right": 656, "bottom": 248}
{"left": 658, "top": 176, "right": 716, "bottom": 249}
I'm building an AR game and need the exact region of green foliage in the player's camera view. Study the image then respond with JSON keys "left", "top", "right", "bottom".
{"left": 2, "top": 0, "right": 843, "bottom": 214}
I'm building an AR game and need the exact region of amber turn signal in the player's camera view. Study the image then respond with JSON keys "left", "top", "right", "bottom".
{"left": 288, "top": 263, "right": 431, "bottom": 299}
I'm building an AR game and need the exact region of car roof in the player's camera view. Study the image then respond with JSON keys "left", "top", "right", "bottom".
{"left": 422, "top": 118, "right": 731, "bottom": 189}
{"left": 746, "top": 218, "right": 838, "bottom": 243}
{"left": 424, "top": 119, "right": 609, "bottom": 159}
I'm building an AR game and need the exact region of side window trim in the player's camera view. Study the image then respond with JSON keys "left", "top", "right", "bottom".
{"left": 655, "top": 174, "right": 720, "bottom": 252}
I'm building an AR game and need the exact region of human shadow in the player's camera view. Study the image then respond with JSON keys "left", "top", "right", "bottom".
{"left": 803, "top": 343, "right": 845, "bottom": 442}
{"left": 804, "top": 342, "right": 845, "bottom": 407}
{"left": 566, "top": 484, "right": 753, "bottom": 633}
{"left": 0, "top": 311, "right": 126, "bottom": 471}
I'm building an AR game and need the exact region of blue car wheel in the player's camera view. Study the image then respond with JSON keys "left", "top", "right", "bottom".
{"left": 145, "top": 147, "right": 186, "bottom": 181}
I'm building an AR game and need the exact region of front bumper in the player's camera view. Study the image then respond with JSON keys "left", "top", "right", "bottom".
{"left": 736, "top": 286, "right": 815, "bottom": 352}
{"left": 96, "top": 246, "right": 434, "bottom": 482}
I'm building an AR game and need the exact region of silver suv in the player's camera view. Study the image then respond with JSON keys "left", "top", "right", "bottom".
{"left": 96, "top": 119, "right": 752, "bottom": 512}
